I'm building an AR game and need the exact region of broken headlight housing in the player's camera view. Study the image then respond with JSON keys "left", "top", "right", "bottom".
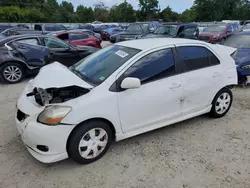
{"left": 38, "top": 105, "right": 72, "bottom": 125}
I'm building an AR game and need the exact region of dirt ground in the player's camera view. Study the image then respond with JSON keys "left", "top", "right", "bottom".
{"left": 0, "top": 41, "right": 250, "bottom": 188}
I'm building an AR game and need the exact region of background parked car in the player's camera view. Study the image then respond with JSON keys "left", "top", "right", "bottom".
{"left": 222, "top": 32, "right": 250, "bottom": 85}
{"left": 71, "top": 29, "right": 102, "bottom": 40}
{"left": 0, "top": 24, "right": 15, "bottom": 32}
{"left": 0, "top": 35, "right": 98, "bottom": 84}
{"left": 101, "top": 27, "right": 123, "bottom": 40}
{"left": 34, "top": 23, "right": 67, "bottom": 34}
{"left": 72, "top": 24, "right": 95, "bottom": 31}
{"left": 241, "top": 24, "right": 250, "bottom": 32}
{"left": 50, "top": 30, "right": 102, "bottom": 48}
{"left": 1, "top": 27, "right": 45, "bottom": 37}
{"left": 92, "top": 21, "right": 104, "bottom": 28}
{"left": 140, "top": 23, "right": 199, "bottom": 39}
{"left": 110, "top": 21, "right": 161, "bottom": 43}
{"left": 199, "top": 23, "right": 240, "bottom": 43}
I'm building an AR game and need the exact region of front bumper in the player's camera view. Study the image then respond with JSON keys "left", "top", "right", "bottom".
{"left": 16, "top": 84, "right": 75, "bottom": 163}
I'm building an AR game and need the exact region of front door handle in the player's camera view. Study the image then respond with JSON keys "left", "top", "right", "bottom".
{"left": 170, "top": 83, "right": 181, "bottom": 89}
{"left": 213, "top": 72, "right": 220, "bottom": 77}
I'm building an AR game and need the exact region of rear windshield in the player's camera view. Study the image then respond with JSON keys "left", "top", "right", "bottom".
{"left": 223, "top": 35, "right": 250, "bottom": 48}
{"left": 204, "top": 25, "right": 226, "bottom": 32}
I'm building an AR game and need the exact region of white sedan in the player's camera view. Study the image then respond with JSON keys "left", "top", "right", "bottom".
{"left": 16, "top": 38, "right": 237, "bottom": 164}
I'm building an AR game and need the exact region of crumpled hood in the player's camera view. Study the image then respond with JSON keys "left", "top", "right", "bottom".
{"left": 233, "top": 48, "right": 250, "bottom": 65}
{"left": 31, "top": 62, "right": 93, "bottom": 89}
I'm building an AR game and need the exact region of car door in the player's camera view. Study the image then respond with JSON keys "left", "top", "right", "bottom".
{"left": 42, "top": 37, "right": 81, "bottom": 67}
{"left": 116, "top": 47, "right": 183, "bottom": 133}
{"left": 175, "top": 45, "right": 222, "bottom": 115}
{"left": 10, "top": 38, "right": 49, "bottom": 68}
{"left": 69, "top": 33, "right": 90, "bottom": 46}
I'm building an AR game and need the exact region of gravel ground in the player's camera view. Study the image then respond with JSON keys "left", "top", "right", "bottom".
{"left": 0, "top": 41, "right": 250, "bottom": 188}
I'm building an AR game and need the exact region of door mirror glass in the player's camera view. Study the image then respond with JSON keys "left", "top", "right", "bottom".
{"left": 121, "top": 77, "right": 141, "bottom": 89}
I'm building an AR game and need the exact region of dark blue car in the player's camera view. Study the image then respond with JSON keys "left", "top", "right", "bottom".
{"left": 223, "top": 32, "right": 250, "bottom": 84}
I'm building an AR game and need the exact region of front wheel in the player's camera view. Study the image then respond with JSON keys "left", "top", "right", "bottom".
{"left": 210, "top": 88, "right": 233, "bottom": 118}
{"left": 67, "top": 120, "right": 113, "bottom": 164}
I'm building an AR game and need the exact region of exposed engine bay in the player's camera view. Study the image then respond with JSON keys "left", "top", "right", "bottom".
{"left": 26, "top": 86, "right": 90, "bottom": 106}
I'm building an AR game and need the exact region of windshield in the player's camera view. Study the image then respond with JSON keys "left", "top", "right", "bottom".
{"left": 204, "top": 25, "right": 226, "bottom": 32}
{"left": 45, "top": 24, "right": 67, "bottom": 31}
{"left": 243, "top": 24, "right": 250, "bottom": 30}
{"left": 153, "top": 26, "right": 177, "bottom": 36}
{"left": 126, "top": 24, "right": 143, "bottom": 34}
{"left": 223, "top": 35, "right": 250, "bottom": 48}
{"left": 70, "top": 45, "right": 141, "bottom": 85}
{"left": 140, "top": 24, "right": 149, "bottom": 32}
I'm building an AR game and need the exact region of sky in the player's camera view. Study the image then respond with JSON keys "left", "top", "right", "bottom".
{"left": 57, "top": 0, "right": 194, "bottom": 13}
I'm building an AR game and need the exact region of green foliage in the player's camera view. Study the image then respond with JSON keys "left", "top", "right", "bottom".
{"left": 0, "top": 0, "right": 250, "bottom": 23}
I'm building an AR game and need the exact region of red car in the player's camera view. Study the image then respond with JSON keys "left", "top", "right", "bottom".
{"left": 199, "top": 23, "right": 240, "bottom": 44}
{"left": 50, "top": 30, "right": 102, "bottom": 48}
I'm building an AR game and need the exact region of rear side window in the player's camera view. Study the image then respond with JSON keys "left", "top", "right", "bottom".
{"left": 178, "top": 46, "right": 220, "bottom": 72}
{"left": 18, "top": 38, "right": 38, "bottom": 45}
{"left": 123, "top": 49, "right": 175, "bottom": 84}
{"left": 69, "top": 33, "right": 89, "bottom": 40}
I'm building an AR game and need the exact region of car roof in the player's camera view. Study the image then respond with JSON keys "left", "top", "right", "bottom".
{"left": 163, "top": 23, "right": 197, "bottom": 27}
{"left": 116, "top": 38, "right": 208, "bottom": 50}
{"left": 0, "top": 34, "right": 50, "bottom": 45}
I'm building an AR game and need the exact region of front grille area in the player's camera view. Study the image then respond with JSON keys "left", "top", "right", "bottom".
{"left": 17, "top": 109, "right": 28, "bottom": 122}
{"left": 199, "top": 35, "right": 210, "bottom": 42}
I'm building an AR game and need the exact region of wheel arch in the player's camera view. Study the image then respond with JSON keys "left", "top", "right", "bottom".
{"left": 66, "top": 118, "right": 116, "bottom": 153}
{"left": 211, "top": 85, "right": 233, "bottom": 104}
{"left": 0, "top": 60, "right": 29, "bottom": 70}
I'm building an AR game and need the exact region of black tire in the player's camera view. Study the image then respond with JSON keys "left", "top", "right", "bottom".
{"left": 0, "top": 62, "right": 25, "bottom": 84}
{"left": 67, "top": 120, "right": 113, "bottom": 164}
{"left": 210, "top": 88, "right": 233, "bottom": 118}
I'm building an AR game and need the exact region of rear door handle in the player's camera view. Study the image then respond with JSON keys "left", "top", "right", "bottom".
{"left": 213, "top": 72, "right": 220, "bottom": 77}
{"left": 170, "top": 83, "right": 181, "bottom": 89}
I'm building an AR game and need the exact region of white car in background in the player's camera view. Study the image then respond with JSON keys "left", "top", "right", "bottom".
{"left": 92, "top": 21, "right": 104, "bottom": 28}
{"left": 16, "top": 38, "right": 237, "bottom": 164}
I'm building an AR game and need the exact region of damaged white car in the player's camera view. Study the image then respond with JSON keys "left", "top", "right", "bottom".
{"left": 16, "top": 38, "right": 237, "bottom": 164}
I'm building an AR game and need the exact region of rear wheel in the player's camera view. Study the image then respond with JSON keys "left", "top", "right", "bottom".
{"left": 0, "top": 62, "right": 25, "bottom": 84}
{"left": 210, "top": 88, "right": 233, "bottom": 118}
{"left": 67, "top": 120, "right": 113, "bottom": 164}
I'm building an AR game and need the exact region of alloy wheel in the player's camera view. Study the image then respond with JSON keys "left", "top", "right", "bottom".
{"left": 3, "top": 65, "right": 22, "bottom": 82}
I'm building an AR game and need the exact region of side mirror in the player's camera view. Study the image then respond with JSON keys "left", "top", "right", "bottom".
{"left": 149, "top": 28, "right": 155, "bottom": 33}
{"left": 121, "top": 77, "right": 141, "bottom": 89}
{"left": 178, "top": 33, "right": 185, "bottom": 38}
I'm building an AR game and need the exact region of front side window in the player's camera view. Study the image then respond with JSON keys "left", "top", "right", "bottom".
{"left": 123, "top": 49, "right": 175, "bottom": 84}
{"left": 43, "top": 37, "right": 69, "bottom": 49}
{"left": 70, "top": 45, "right": 140, "bottom": 85}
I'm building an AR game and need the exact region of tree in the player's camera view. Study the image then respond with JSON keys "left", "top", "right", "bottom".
{"left": 58, "top": 1, "right": 74, "bottom": 22}
{"left": 76, "top": 5, "right": 94, "bottom": 23}
{"left": 109, "top": 1, "right": 136, "bottom": 22}
{"left": 161, "top": 6, "right": 180, "bottom": 22}
{"left": 180, "top": 7, "right": 197, "bottom": 22}
{"left": 138, "top": 0, "right": 159, "bottom": 20}
{"left": 93, "top": 2, "right": 109, "bottom": 22}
